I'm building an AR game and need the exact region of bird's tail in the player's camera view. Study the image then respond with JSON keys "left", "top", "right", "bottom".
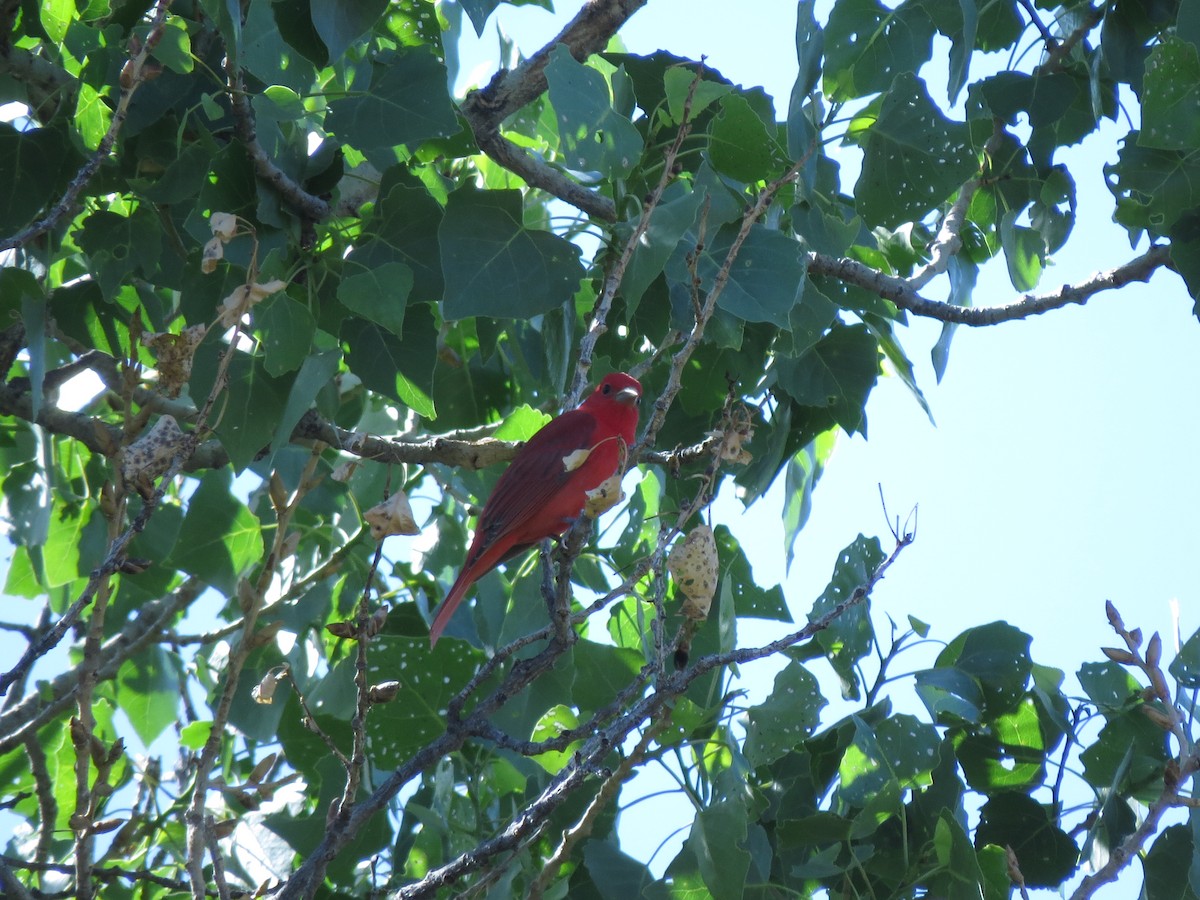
{"left": 428, "top": 571, "right": 474, "bottom": 647}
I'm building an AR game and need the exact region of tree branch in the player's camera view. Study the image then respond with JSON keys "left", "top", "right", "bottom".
{"left": 227, "top": 71, "right": 332, "bottom": 221}
{"left": 809, "top": 243, "right": 1173, "bottom": 326}
{"left": 460, "top": 0, "right": 650, "bottom": 220}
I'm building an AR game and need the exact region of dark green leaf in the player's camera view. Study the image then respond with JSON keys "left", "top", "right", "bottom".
{"left": 806, "top": 534, "right": 885, "bottom": 699}
{"left": 115, "top": 645, "right": 181, "bottom": 746}
{"left": 824, "top": 0, "right": 936, "bottom": 101}
{"left": 0, "top": 123, "right": 75, "bottom": 234}
{"left": 667, "top": 223, "right": 808, "bottom": 328}
{"left": 440, "top": 188, "right": 584, "bottom": 319}
{"left": 1170, "top": 626, "right": 1200, "bottom": 688}
{"left": 936, "top": 621, "right": 1032, "bottom": 716}
{"left": 338, "top": 261, "right": 412, "bottom": 335}
{"left": 712, "top": 525, "right": 792, "bottom": 622}
{"left": 545, "top": 45, "right": 643, "bottom": 179}
{"left": 167, "top": 470, "right": 263, "bottom": 594}
{"left": 856, "top": 73, "right": 981, "bottom": 228}
{"left": 1143, "top": 824, "right": 1200, "bottom": 900}
{"left": 744, "top": 661, "right": 825, "bottom": 766}
{"left": 974, "top": 794, "right": 1078, "bottom": 887}
{"left": 269, "top": 348, "right": 341, "bottom": 459}
{"left": 310, "top": 0, "right": 387, "bottom": 60}
{"left": 325, "top": 50, "right": 458, "bottom": 155}
{"left": 709, "top": 93, "right": 785, "bottom": 183}
{"left": 1141, "top": 38, "right": 1200, "bottom": 151}
{"left": 775, "top": 323, "right": 879, "bottom": 435}
{"left": 255, "top": 293, "right": 315, "bottom": 376}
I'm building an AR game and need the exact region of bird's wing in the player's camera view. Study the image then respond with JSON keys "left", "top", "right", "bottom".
{"left": 464, "top": 409, "right": 599, "bottom": 566}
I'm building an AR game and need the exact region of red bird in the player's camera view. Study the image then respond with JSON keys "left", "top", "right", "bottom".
{"left": 429, "top": 373, "right": 642, "bottom": 646}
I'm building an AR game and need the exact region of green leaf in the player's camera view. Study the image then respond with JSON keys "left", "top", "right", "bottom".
{"left": 781, "top": 431, "right": 835, "bottom": 570}
{"left": 242, "top": 0, "right": 317, "bottom": 92}
{"left": 975, "top": 794, "right": 1079, "bottom": 888}
{"left": 1000, "top": 210, "right": 1044, "bottom": 291}
{"left": 793, "top": 0, "right": 824, "bottom": 100}
{"left": 824, "top": 0, "right": 936, "bottom": 101}
{"left": 838, "top": 714, "right": 941, "bottom": 807}
{"left": 775, "top": 323, "right": 879, "bottom": 435}
{"left": 744, "top": 662, "right": 825, "bottom": 766}
{"left": 619, "top": 182, "right": 704, "bottom": 312}
{"left": 529, "top": 704, "right": 581, "bottom": 774}
{"left": 270, "top": 348, "right": 341, "bottom": 459}
{"left": 685, "top": 798, "right": 750, "bottom": 900}
{"left": 856, "top": 73, "right": 981, "bottom": 228}
{"left": 75, "top": 83, "right": 112, "bottom": 151}
{"left": 310, "top": 0, "right": 387, "bottom": 60}
{"left": 545, "top": 45, "right": 643, "bottom": 179}
{"left": 180, "top": 720, "right": 213, "bottom": 750}
{"left": 338, "top": 261, "right": 413, "bottom": 335}
{"left": 805, "top": 534, "right": 885, "bottom": 699}
{"left": 350, "top": 167, "right": 445, "bottom": 303}
{"left": 663, "top": 66, "right": 731, "bottom": 124}
{"left": 362, "top": 635, "right": 483, "bottom": 767}
{"left": 439, "top": 188, "right": 584, "bottom": 319}
{"left": 1141, "top": 38, "right": 1200, "bottom": 151}
{"left": 492, "top": 404, "right": 551, "bottom": 441}
{"left": 459, "top": 0, "right": 551, "bottom": 36}
{"left": 115, "top": 645, "right": 180, "bottom": 746}
{"left": 936, "top": 622, "right": 1032, "bottom": 716}
{"left": 152, "top": 17, "right": 194, "bottom": 73}
{"left": 41, "top": 0, "right": 75, "bottom": 42}
{"left": 1107, "top": 136, "right": 1200, "bottom": 237}
{"left": 168, "top": 470, "right": 263, "bottom": 594}
{"left": 709, "top": 93, "right": 785, "bottom": 183}
{"left": 1143, "top": 825, "right": 1200, "bottom": 900}
{"left": 255, "top": 293, "right": 315, "bottom": 376}
{"left": 667, "top": 223, "right": 808, "bottom": 328}
{"left": 343, "top": 316, "right": 438, "bottom": 419}
{"left": 325, "top": 50, "right": 458, "bottom": 155}
{"left": 582, "top": 840, "right": 657, "bottom": 900}
{"left": 712, "top": 525, "right": 792, "bottom": 622}
{"left": 931, "top": 255, "right": 977, "bottom": 382}
{"left": 0, "top": 123, "right": 75, "bottom": 235}
{"left": 1170, "top": 626, "right": 1200, "bottom": 688}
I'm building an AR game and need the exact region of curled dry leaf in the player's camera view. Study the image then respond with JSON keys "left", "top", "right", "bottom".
{"left": 142, "top": 324, "right": 206, "bottom": 397}
{"left": 717, "top": 404, "right": 755, "bottom": 464}
{"left": 201, "top": 236, "right": 223, "bottom": 273}
{"left": 217, "top": 279, "right": 288, "bottom": 328}
{"left": 120, "top": 415, "right": 187, "bottom": 498}
{"left": 562, "top": 446, "right": 592, "bottom": 472}
{"left": 251, "top": 665, "right": 289, "bottom": 705}
{"left": 326, "top": 620, "right": 356, "bottom": 639}
{"left": 583, "top": 471, "right": 624, "bottom": 518}
{"left": 364, "top": 490, "right": 420, "bottom": 540}
{"left": 368, "top": 680, "right": 402, "bottom": 703}
{"left": 667, "top": 524, "right": 719, "bottom": 620}
{"left": 210, "top": 211, "right": 238, "bottom": 242}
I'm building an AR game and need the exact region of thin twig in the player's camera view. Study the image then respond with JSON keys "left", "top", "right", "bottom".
{"left": 566, "top": 62, "right": 706, "bottom": 408}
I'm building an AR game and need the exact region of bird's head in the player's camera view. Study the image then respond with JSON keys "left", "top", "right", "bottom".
{"left": 594, "top": 372, "right": 641, "bottom": 408}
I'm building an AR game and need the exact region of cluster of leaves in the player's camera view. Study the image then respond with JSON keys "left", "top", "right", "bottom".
{"left": 0, "top": 0, "right": 1197, "bottom": 897}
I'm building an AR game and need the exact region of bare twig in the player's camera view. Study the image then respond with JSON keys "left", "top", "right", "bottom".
{"left": 566, "top": 63, "right": 706, "bottom": 407}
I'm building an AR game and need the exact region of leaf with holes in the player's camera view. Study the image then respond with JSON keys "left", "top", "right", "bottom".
{"left": 856, "top": 73, "right": 981, "bottom": 228}
{"left": 546, "top": 45, "right": 642, "bottom": 179}
{"left": 824, "top": 0, "right": 936, "bottom": 101}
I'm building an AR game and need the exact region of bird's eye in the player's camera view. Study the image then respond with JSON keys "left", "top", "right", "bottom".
{"left": 602, "top": 383, "right": 612, "bottom": 395}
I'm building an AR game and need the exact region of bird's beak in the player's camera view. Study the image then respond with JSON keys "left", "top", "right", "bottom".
{"left": 615, "top": 387, "right": 640, "bottom": 407}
